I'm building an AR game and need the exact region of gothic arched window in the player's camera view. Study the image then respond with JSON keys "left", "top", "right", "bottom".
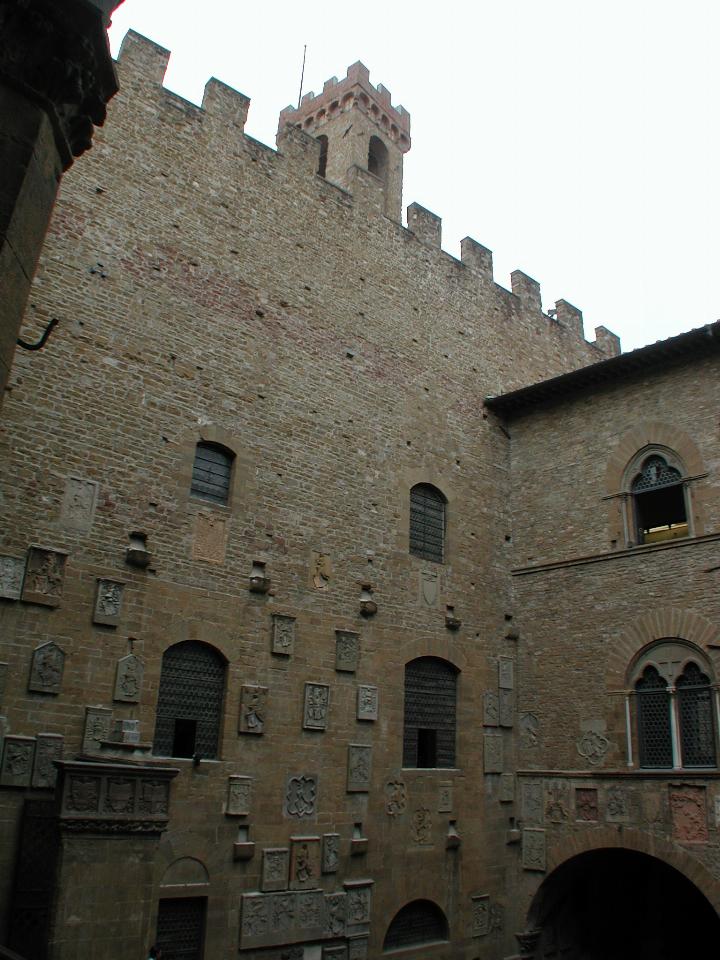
{"left": 383, "top": 900, "right": 449, "bottom": 951}
{"left": 409, "top": 483, "right": 446, "bottom": 563}
{"left": 630, "top": 452, "right": 688, "bottom": 544}
{"left": 153, "top": 641, "right": 226, "bottom": 759}
{"left": 191, "top": 442, "right": 234, "bottom": 506}
{"left": 403, "top": 657, "right": 458, "bottom": 768}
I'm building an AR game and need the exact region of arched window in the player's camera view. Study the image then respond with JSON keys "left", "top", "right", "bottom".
{"left": 316, "top": 134, "right": 328, "bottom": 177}
{"left": 632, "top": 642, "right": 716, "bottom": 769}
{"left": 153, "top": 641, "right": 226, "bottom": 759}
{"left": 629, "top": 452, "right": 688, "bottom": 544}
{"left": 409, "top": 483, "right": 446, "bottom": 563}
{"left": 191, "top": 442, "right": 234, "bottom": 506}
{"left": 403, "top": 657, "right": 458, "bottom": 768}
{"left": 383, "top": 900, "right": 448, "bottom": 951}
{"left": 368, "top": 135, "right": 389, "bottom": 182}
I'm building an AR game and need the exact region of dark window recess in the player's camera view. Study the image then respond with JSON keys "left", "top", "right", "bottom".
{"left": 153, "top": 641, "right": 226, "bottom": 760}
{"left": 677, "top": 662, "right": 716, "bottom": 767}
{"left": 156, "top": 897, "right": 206, "bottom": 960}
{"left": 636, "top": 666, "right": 673, "bottom": 768}
{"left": 409, "top": 483, "right": 446, "bottom": 563}
{"left": 403, "top": 657, "right": 457, "bottom": 768}
{"left": 631, "top": 455, "right": 687, "bottom": 543}
{"left": 191, "top": 443, "right": 233, "bottom": 505}
{"left": 383, "top": 899, "right": 449, "bottom": 952}
{"left": 368, "top": 135, "right": 389, "bottom": 182}
{"left": 316, "top": 134, "right": 328, "bottom": 177}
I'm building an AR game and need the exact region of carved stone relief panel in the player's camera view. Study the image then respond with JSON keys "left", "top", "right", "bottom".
{"left": 438, "top": 781, "right": 453, "bottom": 813}
{"left": 296, "top": 889, "right": 326, "bottom": 934}
{"left": 670, "top": 785, "right": 708, "bottom": 843}
{"left": 489, "top": 903, "right": 504, "bottom": 934}
{"left": 522, "top": 828, "right": 546, "bottom": 871}
{"left": 285, "top": 774, "right": 318, "bottom": 819}
{"left": 324, "top": 892, "right": 347, "bottom": 937}
{"left": 347, "top": 936, "right": 369, "bottom": 960}
{"left": 272, "top": 614, "right": 296, "bottom": 656}
{"left": 82, "top": 706, "right": 113, "bottom": 753}
{"left": 483, "top": 691, "right": 499, "bottom": 726}
{"left": 521, "top": 781, "right": 544, "bottom": 824}
{"left": 304, "top": 683, "right": 330, "bottom": 731}
{"left": 356, "top": 685, "right": 378, "bottom": 721}
{"left": 93, "top": 579, "right": 125, "bottom": 626}
{"left": 575, "top": 788, "right": 599, "bottom": 821}
{"left": 322, "top": 833, "right": 340, "bottom": 873}
{"left": 0, "top": 555, "right": 24, "bottom": 600}
{"left": 520, "top": 712, "right": 540, "bottom": 747}
{"left": 344, "top": 880, "right": 373, "bottom": 928}
{"left": 412, "top": 807, "right": 432, "bottom": 844}
{"left": 499, "top": 688, "right": 514, "bottom": 728}
{"left": 347, "top": 744, "right": 371, "bottom": 792}
{"left": 483, "top": 733, "right": 503, "bottom": 773}
{"left": 498, "top": 657, "right": 514, "bottom": 690}
{"left": 261, "top": 848, "right": 289, "bottom": 892}
{"left": 104, "top": 778, "right": 136, "bottom": 815}
{"left": 61, "top": 477, "right": 98, "bottom": 532}
{"left": 114, "top": 654, "right": 143, "bottom": 703}
{"left": 419, "top": 567, "right": 439, "bottom": 606}
{"left": 335, "top": 631, "right": 360, "bottom": 672}
{"left": 606, "top": 785, "right": 630, "bottom": 822}
{"left": 192, "top": 512, "right": 227, "bottom": 563}
{"left": 311, "top": 551, "right": 332, "bottom": 589}
{"left": 32, "top": 733, "right": 63, "bottom": 789}
{"left": 226, "top": 775, "right": 252, "bottom": 816}
{"left": 239, "top": 684, "right": 268, "bottom": 735}
{"left": 22, "top": 547, "right": 67, "bottom": 607}
{"left": 137, "top": 780, "right": 169, "bottom": 816}
{"left": 385, "top": 779, "right": 407, "bottom": 816}
{"left": 28, "top": 641, "right": 65, "bottom": 694}
{"left": 545, "top": 780, "right": 570, "bottom": 824}
{"left": 471, "top": 894, "right": 490, "bottom": 937}
{"left": 499, "top": 773, "right": 515, "bottom": 803}
{"left": 290, "top": 836, "right": 321, "bottom": 890}
{"left": 0, "top": 735, "right": 35, "bottom": 787}
{"left": 65, "top": 774, "right": 102, "bottom": 813}
{"left": 576, "top": 723, "right": 609, "bottom": 766}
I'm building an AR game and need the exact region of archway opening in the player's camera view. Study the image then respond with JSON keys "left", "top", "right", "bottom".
{"left": 527, "top": 848, "right": 720, "bottom": 959}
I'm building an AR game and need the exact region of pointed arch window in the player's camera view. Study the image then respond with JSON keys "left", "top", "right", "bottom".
{"left": 630, "top": 453, "right": 688, "bottom": 544}
{"left": 409, "top": 483, "right": 446, "bottom": 563}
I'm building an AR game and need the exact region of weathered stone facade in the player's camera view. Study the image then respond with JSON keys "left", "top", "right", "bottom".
{"left": 0, "top": 28, "right": 719, "bottom": 960}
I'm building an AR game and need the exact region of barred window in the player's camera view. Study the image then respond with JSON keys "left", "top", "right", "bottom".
{"left": 191, "top": 442, "right": 233, "bottom": 505}
{"left": 383, "top": 900, "right": 448, "bottom": 952}
{"left": 403, "top": 657, "right": 458, "bottom": 768}
{"left": 156, "top": 897, "right": 206, "bottom": 960}
{"left": 409, "top": 483, "right": 446, "bottom": 563}
{"left": 630, "top": 453, "right": 688, "bottom": 544}
{"left": 632, "top": 644, "right": 716, "bottom": 770}
{"left": 153, "top": 641, "right": 226, "bottom": 760}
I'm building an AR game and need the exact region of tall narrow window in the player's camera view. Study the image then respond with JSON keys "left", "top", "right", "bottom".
{"left": 153, "top": 641, "right": 226, "bottom": 760}
{"left": 635, "top": 665, "right": 673, "bottom": 768}
{"left": 383, "top": 900, "right": 448, "bottom": 951}
{"left": 316, "top": 134, "right": 328, "bottom": 177}
{"left": 631, "top": 453, "right": 687, "bottom": 544}
{"left": 409, "top": 483, "right": 446, "bottom": 563}
{"left": 191, "top": 442, "right": 233, "bottom": 505}
{"left": 403, "top": 657, "right": 458, "bottom": 768}
{"left": 368, "top": 135, "right": 389, "bottom": 182}
{"left": 677, "top": 662, "right": 716, "bottom": 767}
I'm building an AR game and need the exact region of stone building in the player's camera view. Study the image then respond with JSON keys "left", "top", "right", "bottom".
{"left": 0, "top": 29, "right": 719, "bottom": 960}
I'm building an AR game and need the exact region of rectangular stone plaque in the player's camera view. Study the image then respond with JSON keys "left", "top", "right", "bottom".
{"left": 94, "top": 578, "right": 125, "bottom": 626}
{"left": 0, "top": 555, "right": 24, "bottom": 600}
{"left": 290, "top": 835, "right": 322, "bottom": 889}
{"left": 261, "top": 847, "right": 289, "bottom": 892}
{"left": 498, "top": 657, "right": 514, "bottom": 690}
{"left": 1, "top": 735, "right": 35, "bottom": 787}
{"left": 322, "top": 832, "right": 340, "bottom": 873}
{"left": 438, "top": 781, "right": 453, "bottom": 813}
{"left": 670, "top": 784, "right": 708, "bottom": 842}
{"left": 483, "top": 690, "right": 499, "bottom": 726}
{"left": 522, "top": 828, "right": 547, "bottom": 871}
{"left": 347, "top": 744, "right": 372, "bottom": 792}
{"left": 82, "top": 706, "right": 113, "bottom": 753}
{"left": 22, "top": 546, "right": 67, "bottom": 607}
{"left": 239, "top": 684, "right": 267, "bottom": 734}
{"left": 499, "top": 773, "right": 515, "bottom": 803}
{"left": 471, "top": 894, "right": 490, "bottom": 937}
{"left": 192, "top": 511, "right": 227, "bottom": 563}
{"left": 272, "top": 614, "right": 296, "bottom": 656}
{"left": 357, "top": 685, "right": 378, "bottom": 721}
{"left": 114, "top": 653, "right": 143, "bottom": 703}
{"left": 227, "top": 775, "right": 252, "bottom": 816}
{"left": 499, "top": 687, "right": 513, "bottom": 727}
{"left": 483, "top": 733, "right": 503, "bottom": 774}
{"left": 28, "top": 641, "right": 65, "bottom": 694}
{"left": 521, "top": 781, "right": 544, "bottom": 824}
{"left": 32, "top": 733, "right": 63, "bottom": 789}
{"left": 61, "top": 476, "right": 98, "bottom": 531}
{"left": 344, "top": 880, "right": 373, "bottom": 929}
{"left": 335, "top": 630, "right": 359, "bottom": 672}
{"left": 303, "top": 682, "right": 330, "bottom": 731}
{"left": 325, "top": 892, "right": 347, "bottom": 938}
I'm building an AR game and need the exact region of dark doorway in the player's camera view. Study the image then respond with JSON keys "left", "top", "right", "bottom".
{"left": 156, "top": 897, "right": 206, "bottom": 960}
{"left": 527, "top": 848, "right": 720, "bottom": 959}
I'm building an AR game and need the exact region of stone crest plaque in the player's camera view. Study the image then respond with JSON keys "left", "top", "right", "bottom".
{"left": 114, "top": 654, "right": 143, "bottom": 703}
{"left": 93, "top": 579, "right": 125, "bottom": 626}
{"left": 412, "top": 807, "right": 432, "bottom": 844}
{"left": 419, "top": 567, "right": 439, "bottom": 605}
{"left": 345, "top": 880, "right": 373, "bottom": 928}
{"left": 520, "top": 712, "right": 540, "bottom": 747}
{"left": 227, "top": 775, "right": 252, "bottom": 816}
{"left": 82, "top": 706, "right": 113, "bottom": 753}
{"left": 670, "top": 785, "right": 708, "bottom": 842}
{"left": 483, "top": 690, "right": 499, "bottom": 726}
{"left": 0, "top": 555, "right": 24, "bottom": 600}
{"left": 522, "top": 828, "right": 546, "bottom": 872}
{"left": 483, "top": 733, "right": 503, "bottom": 773}
{"left": 192, "top": 511, "right": 227, "bottom": 563}
{"left": 438, "top": 781, "right": 453, "bottom": 813}
{"left": 61, "top": 476, "right": 98, "bottom": 531}
{"left": 606, "top": 785, "right": 629, "bottom": 822}
{"left": 303, "top": 682, "right": 330, "bottom": 730}
{"left": 575, "top": 787, "right": 599, "bottom": 821}
{"left": 322, "top": 832, "right": 340, "bottom": 873}
{"left": 385, "top": 779, "right": 407, "bottom": 816}
{"left": 499, "top": 687, "right": 513, "bottom": 727}
{"left": 521, "top": 781, "right": 544, "bottom": 824}
{"left": 471, "top": 894, "right": 490, "bottom": 937}
{"left": 498, "top": 657, "right": 514, "bottom": 690}
{"left": 272, "top": 614, "right": 296, "bottom": 656}
{"left": 290, "top": 836, "right": 321, "bottom": 890}
{"left": 347, "top": 744, "right": 372, "bottom": 792}
{"left": 285, "top": 774, "right": 317, "bottom": 819}
{"left": 261, "top": 847, "right": 289, "bottom": 892}
{"left": 239, "top": 684, "right": 267, "bottom": 734}
{"left": 357, "top": 685, "right": 378, "bottom": 721}
{"left": 0, "top": 735, "right": 35, "bottom": 787}
{"left": 32, "top": 733, "right": 63, "bottom": 789}
{"left": 335, "top": 631, "right": 360, "bottom": 672}
{"left": 325, "top": 892, "right": 347, "bottom": 937}
{"left": 28, "top": 641, "right": 65, "bottom": 694}
{"left": 22, "top": 547, "right": 67, "bottom": 607}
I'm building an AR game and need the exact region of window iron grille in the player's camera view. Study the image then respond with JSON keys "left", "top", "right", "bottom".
{"left": 383, "top": 900, "right": 448, "bottom": 951}
{"left": 156, "top": 897, "right": 206, "bottom": 960}
{"left": 631, "top": 455, "right": 682, "bottom": 492}
{"left": 636, "top": 666, "right": 673, "bottom": 768}
{"left": 409, "top": 484, "right": 446, "bottom": 563}
{"left": 191, "top": 443, "right": 233, "bottom": 505}
{"left": 677, "top": 662, "right": 716, "bottom": 767}
{"left": 403, "top": 657, "right": 457, "bottom": 768}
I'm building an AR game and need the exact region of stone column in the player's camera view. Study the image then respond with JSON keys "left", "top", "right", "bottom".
{"left": 0, "top": 0, "right": 122, "bottom": 408}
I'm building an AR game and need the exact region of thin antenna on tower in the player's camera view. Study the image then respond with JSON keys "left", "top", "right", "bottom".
{"left": 297, "top": 45, "right": 307, "bottom": 109}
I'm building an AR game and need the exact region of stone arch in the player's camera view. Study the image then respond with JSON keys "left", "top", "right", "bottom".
{"left": 383, "top": 898, "right": 449, "bottom": 951}
{"left": 175, "top": 422, "right": 252, "bottom": 513}
{"left": 160, "top": 856, "right": 209, "bottom": 888}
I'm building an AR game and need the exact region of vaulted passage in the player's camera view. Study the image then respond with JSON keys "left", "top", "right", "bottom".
{"left": 527, "top": 849, "right": 720, "bottom": 959}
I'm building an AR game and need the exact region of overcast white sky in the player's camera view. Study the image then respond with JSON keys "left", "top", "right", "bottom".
{"left": 107, "top": 1, "right": 720, "bottom": 352}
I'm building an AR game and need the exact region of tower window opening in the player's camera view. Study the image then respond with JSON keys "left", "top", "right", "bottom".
{"left": 368, "top": 135, "right": 389, "bottom": 182}
{"left": 316, "top": 135, "right": 328, "bottom": 178}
